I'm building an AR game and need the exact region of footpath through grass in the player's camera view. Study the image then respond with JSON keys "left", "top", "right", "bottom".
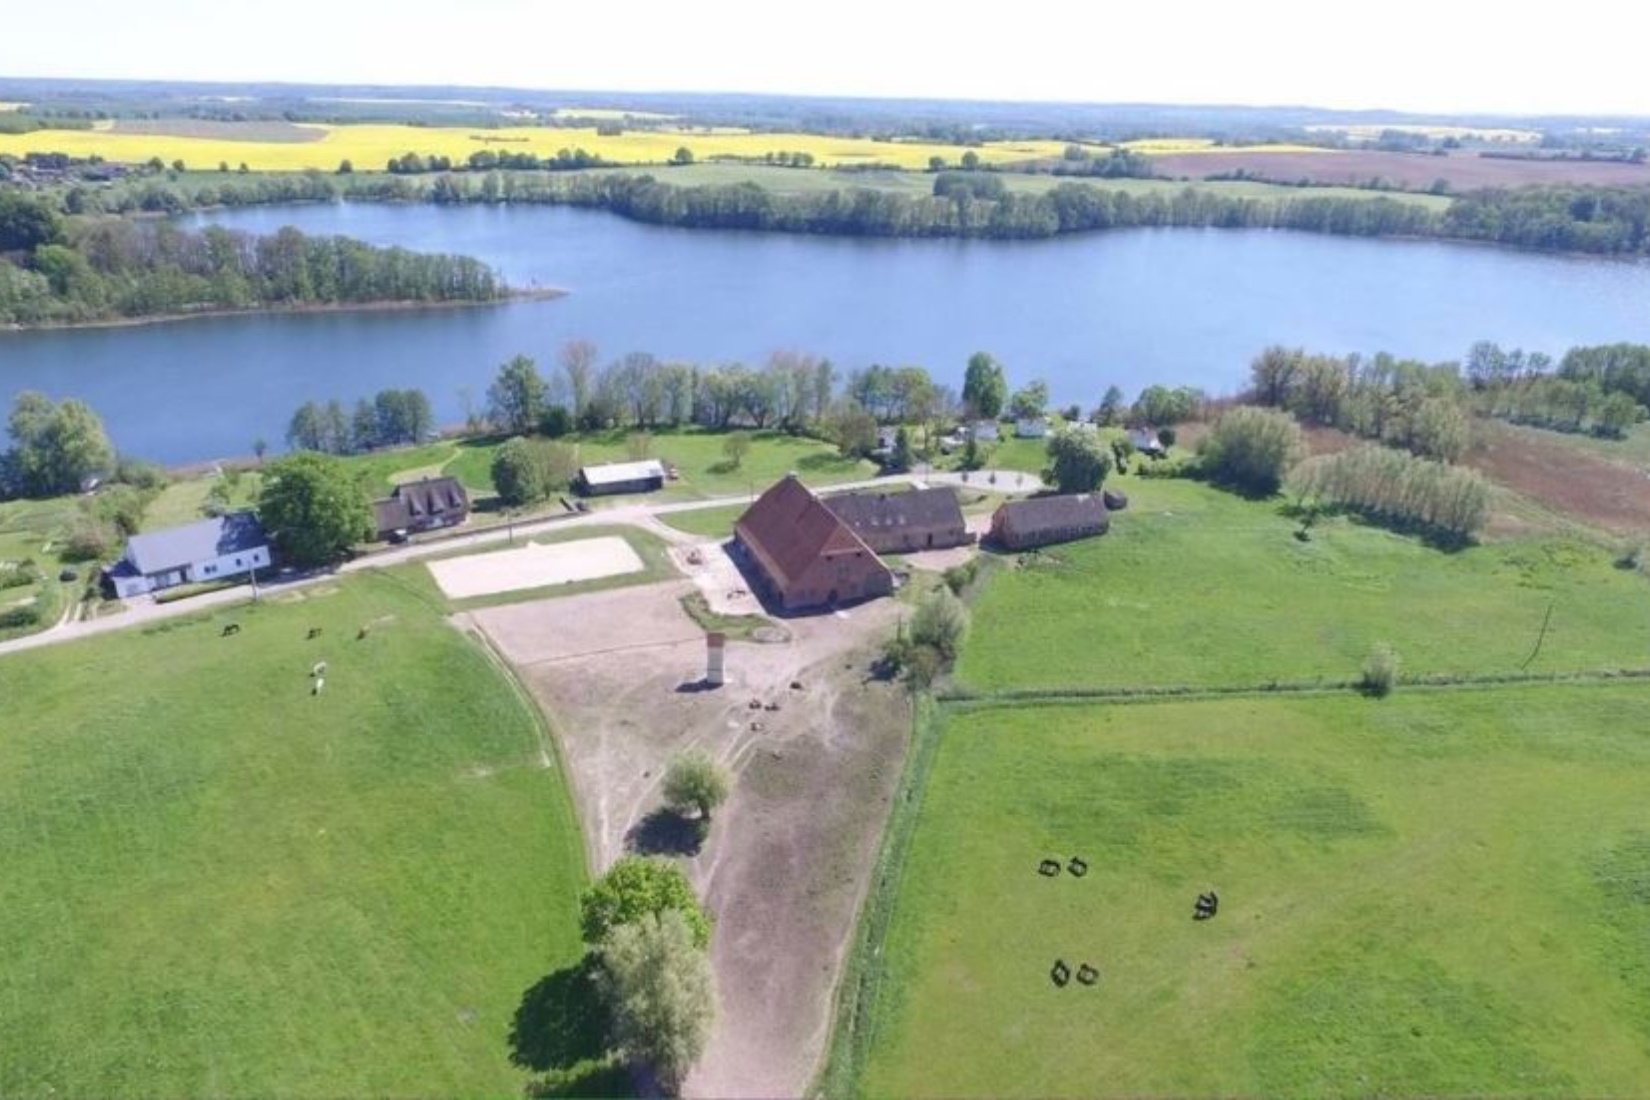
{"left": 853, "top": 687, "right": 1650, "bottom": 1097}
{"left": 0, "top": 572, "right": 588, "bottom": 1097}
{"left": 954, "top": 478, "right": 1650, "bottom": 694}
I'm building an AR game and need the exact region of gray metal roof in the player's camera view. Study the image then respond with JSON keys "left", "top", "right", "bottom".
{"left": 126, "top": 512, "right": 268, "bottom": 575}
{"left": 580, "top": 459, "right": 667, "bottom": 486}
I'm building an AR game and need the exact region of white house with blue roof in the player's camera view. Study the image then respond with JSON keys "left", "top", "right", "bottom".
{"left": 103, "top": 512, "right": 271, "bottom": 599}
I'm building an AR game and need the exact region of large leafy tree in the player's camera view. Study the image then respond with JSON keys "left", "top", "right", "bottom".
{"left": 662, "top": 752, "right": 731, "bottom": 822}
{"left": 1198, "top": 406, "right": 1305, "bottom": 496}
{"left": 580, "top": 856, "right": 712, "bottom": 949}
{"left": 0, "top": 191, "right": 63, "bottom": 253}
{"left": 1046, "top": 428, "right": 1112, "bottom": 494}
{"left": 962, "top": 352, "right": 1007, "bottom": 419}
{"left": 487, "top": 354, "right": 547, "bottom": 435}
{"left": 490, "top": 436, "right": 576, "bottom": 506}
{"left": 597, "top": 911, "right": 715, "bottom": 1094}
{"left": 257, "top": 452, "right": 372, "bottom": 566}
{"left": 5, "top": 391, "right": 114, "bottom": 497}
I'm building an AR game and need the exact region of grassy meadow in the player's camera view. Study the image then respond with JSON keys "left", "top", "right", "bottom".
{"left": 953, "top": 476, "right": 1650, "bottom": 694}
{"left": 0, "top": 572, "right": 589, "bottom": 1097}
{"left": 850, "top": 689, "right": 1650, "bottom": 1097}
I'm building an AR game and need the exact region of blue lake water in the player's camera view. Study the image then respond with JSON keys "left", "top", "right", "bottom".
{"left": 2, "top": 201, "right": 1648, "bottom": 464}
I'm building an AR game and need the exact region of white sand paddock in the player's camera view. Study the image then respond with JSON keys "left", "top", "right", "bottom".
{"left": 426, "top": 535, "right": 644, "bottom": 599}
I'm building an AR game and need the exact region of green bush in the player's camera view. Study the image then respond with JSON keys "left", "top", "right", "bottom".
{"left": 0, "top": 603, "right": 42, "bottom": 629}
{"left": 1361, "top": 642, "right": 1400, "bottom": 697}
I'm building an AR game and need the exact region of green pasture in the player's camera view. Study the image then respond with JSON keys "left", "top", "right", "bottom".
{"left": 954, "top": 477, "right": 1650, "bottom": 693}
{"left": 0, "top": 572, "right": 588, "bottom": 1097}
{"left": 658, "top": 503, "right": 746, "bottom": 540}
{"left": 567, "top": 427, "right": 873, "bottom": 501}
{"left": 852, "top": 688, "right": 1650, "bottom": 1097}
{"left": 142, "top": 470, "right": 264, "bottom": 530}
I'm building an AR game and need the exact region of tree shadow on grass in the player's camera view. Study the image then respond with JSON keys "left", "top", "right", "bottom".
{"left": 509, "top": 956, "right": 611, "bottom": 1073}
{"left": 626, "top": 808, "right": 707, "bottom": 857}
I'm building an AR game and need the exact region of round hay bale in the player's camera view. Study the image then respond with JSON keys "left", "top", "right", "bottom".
{"left": 1103, "top": 488, "right": 1129, "bottom": 511}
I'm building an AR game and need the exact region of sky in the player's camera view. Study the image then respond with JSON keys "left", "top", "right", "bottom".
{"left": 2, "top": 0, "right": 1646, "bottom": 117}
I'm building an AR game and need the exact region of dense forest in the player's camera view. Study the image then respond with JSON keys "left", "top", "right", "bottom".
{"left": 0, "top": 191, "right": 508, "bottom": 325}
{"left": 1250, "top": 341, "right": 1650, "bottom": 449}
{"left": 32, "top": 161, "right": 1650, "bottom": 255}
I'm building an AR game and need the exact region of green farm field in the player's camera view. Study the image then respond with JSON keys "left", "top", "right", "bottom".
{"left": 849, "top": 688, "right": 1650, "bottom": 1097}
{"left": 953, "top": 477, "right": 1650, "bottom": 693}
{"left": 0, "top": 572, "right": 589, "bottom": 1097}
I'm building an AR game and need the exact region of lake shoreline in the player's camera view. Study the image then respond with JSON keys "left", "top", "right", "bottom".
{"left": 0, "top": 286, "right": 566, "bottom": 334}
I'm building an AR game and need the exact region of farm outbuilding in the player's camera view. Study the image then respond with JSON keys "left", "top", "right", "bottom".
{"left": 102, "top": 511, "right": 271, "bottom": 598}
{"left": 733, "top": 474, "right": 894, "bottom": 612}
{"left": 577, "top": 459, "right": 667, "bottom": 496}
{"left": 989, "top": 494, "right": 1110, "bottom": 550}
{"left": 372, "top": 476, "right": 470, "bottom": 540}
{"left": 822, "top": 487, "right": 973, "bottom": 555}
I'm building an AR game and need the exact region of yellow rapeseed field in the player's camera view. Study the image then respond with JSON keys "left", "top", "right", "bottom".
{"left": 1121, "top": 138, "right": 1335, "bottom": 155}
{"left": 0, "top": 121, "right": 1071, "bottom": 172}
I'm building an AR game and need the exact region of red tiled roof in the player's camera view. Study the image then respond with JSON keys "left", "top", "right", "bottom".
{"left": 735, "top": 475, "right": 880, "bottom": 590}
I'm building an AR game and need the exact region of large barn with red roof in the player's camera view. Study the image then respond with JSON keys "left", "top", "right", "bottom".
{"left": 733, "top": 475, "right": 895, "bottom": 612}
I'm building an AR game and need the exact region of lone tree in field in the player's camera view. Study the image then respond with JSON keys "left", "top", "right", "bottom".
{"left": 597, "top": 910, "right": 715, "bottom": 1095}
{"left": 1198, "top": 405, "right": 1305, "bottom": 496}
{"left": 721, "top": 431, "right": 752, "bottom": 470}
{"left": 1361, "top": 642, "right": 1400, "bottom": 697}
{"left": 580, "top": 856, "right": 712, "bottom": 949}
{"left": 256, "top": 452, "right": 372, "bottom": 567}
{"left": 663, "top": 752, "right": 731, "bottom": 823}
{"left": 1046, "top": 429, "right": 1113, "bottom": 494}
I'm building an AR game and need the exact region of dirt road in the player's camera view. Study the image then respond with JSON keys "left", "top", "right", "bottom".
{"left": 467, "top": 578, "right": 910, "bottom": 1097}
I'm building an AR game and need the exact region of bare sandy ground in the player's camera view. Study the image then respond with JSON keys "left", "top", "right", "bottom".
{"left": 426, "top": 535, "right": 642, "bottom": 599}
{"left": 465, "top": 580, "right": 909, "bottom": 1097}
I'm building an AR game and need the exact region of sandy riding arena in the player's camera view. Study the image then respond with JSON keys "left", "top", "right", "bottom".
{"left": 426, "top": 536, "right": 642, "bottom": 599}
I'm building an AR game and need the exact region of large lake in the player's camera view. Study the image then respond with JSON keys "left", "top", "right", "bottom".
{"left": 3, "top": 202, "right": 1649, "bottom": 464}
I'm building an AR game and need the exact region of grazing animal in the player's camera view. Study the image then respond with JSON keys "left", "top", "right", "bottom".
{"left": 312, "top": 677, "right": 325, "bottom": 696}
{"left": 357, "top": 625, "right": 369, "bottom": 640}
{"left": 311, "top": 661, "right": 327, "bottom": 678}
{"left": 307, "top": 627, "right": 322, "bottom": 640}
{"left": 220, "top": 623, "right": 240, "bottom": 637}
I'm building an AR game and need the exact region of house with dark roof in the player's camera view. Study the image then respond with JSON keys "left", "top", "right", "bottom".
{"left": 103, "top": 512, "right": 271, "bottom": 599}
{"left": 577, "top": 460, "right": 667, "bottom": 496}
{"left": 372, "top": 477, "right": 470, "bottom": 540}
{"left": 733, "top": 475, "right": 894, "bottom": 612}
{"left": 989, "top": 493, "right": 1110, "bottom": 550}
{"left": 822, "top": 487, "right": 973, "bottom": 555}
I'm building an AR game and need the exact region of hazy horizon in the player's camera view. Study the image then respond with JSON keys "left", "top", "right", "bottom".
{"left": 3, "top": 0, "right": 1644, "bottom": 118}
